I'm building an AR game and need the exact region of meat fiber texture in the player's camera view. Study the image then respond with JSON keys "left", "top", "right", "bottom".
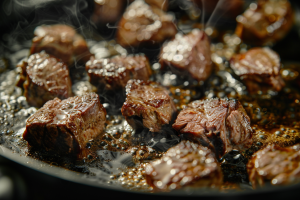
{"left": 121, "top": 79, "right": 177, "bottom": 133}
{"left": 30, "top": 24, "right": 92, "bottom": 65}
{"left": 86, "top": 54, "right": 152, "bottom": 92}
{"left": 23, "top": 93, "right": 107, "bottom": 159}
{"left": 247, "top": 144, "right": 300, "bottom": 189}
{"left": 17, "top": 51, "right": 73, "bottom": 108}
{"left": 116, "top": 0, "right": 177, "bottom": 48}
{"left": 160, "top": 29, "right": 212, "bottom": 82}
{"left": 172, "top": 98, "right": 253, "bottom": 158}
{"left": 145, "top": 140, "right": 223, "bottom": 191}
{"left": 230, "top": 47, "right": 285, "bottom": 94}
{"left": 235, "top": 0, "right": 294, "bottom": 46}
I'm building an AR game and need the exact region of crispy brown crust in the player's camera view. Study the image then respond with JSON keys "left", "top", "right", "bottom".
{"left": 121, "top": 79, "right": 177, "bottom": 132}
{"left": 22, "top": 52, "right": 73, "bottom": 108}
{"left": 116, "top": 0, "right": 177, "bottom": 48}
{"left": 145, "top": 140, "right": 223, "bottom": 191}
{"left": 30, "top": 24, "right": 92, "bottom": 64}
{"left": 173, "top": 98, "right": 253, "bottom": 157}
{"left": 160, "top": 29, "right": 212, "bottom": 82}
{"left": 230, "top": 47, "right": 285, "bottom": 94}
{"left": 86, "top": 54, "right": 152, "bottom": 92}
{"left": 23, "top": 93, "right": 107, "bottom": 159}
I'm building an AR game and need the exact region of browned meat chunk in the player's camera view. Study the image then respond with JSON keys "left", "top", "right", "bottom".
{"left": 172, "top": 98, "right": 253, "bottom": 158}
{"left": 30, "top": 24, "right": 92, "bottom": 64}
{"left": 121, "top": 79, "right": 177, "bottom": 132}
{"left": 247, "top": 144, "right": 300, "bottom": 189}
{"left": 160, "top": 29, "right": 212, "bottom": 82}
{"left": 23, "top": 93, "right": 107, "bottom": 159}
{"left": 230, "top": 47, "right": 285, "bottom": 94}
{"left": 18, "top": 51, "right": 73, "bottom": 108}
{"left": 85, "top": 54, "right": 152, "bottom": 92}
{"left": 145, "top": 140, "right": 223, "bottom": 191}
{"left": 235, "top": 0, "right": 294, "bottom": 45}
{"left": 91, "top": 0, "right": 125, "bottom": 25}
{"left": 116, "top": 0, "right": 177, "bottom": 48}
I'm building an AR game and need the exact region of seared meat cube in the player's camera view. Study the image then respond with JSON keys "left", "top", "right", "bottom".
{"left": 85, "top": 54, "right": 152, "bottom": 92}
{"left": 160, "top": 29, "right": 212, "bottom": 82}
{"left": 235, "top": 0, "right": 294, "bottom": 45}
{"left": 121, "top": 79, "right": 177, "bottom": 132}
{"left": 145, "top": 140, "right": 223, "bottom": 191}
{"left": 91, "top": 0, "right": 125, "bottom": 25}
{"left": 172, "top": 98, "right": 253, "bottom": 158}
{"left": 247, "top": 144, "right": 300, "bottom": 189}
{"left": 230, "top": 47, "right": 285, "bottom": 94}
{"left": 23, "top": 93, "right": 106, "bottom": 159}
{"left": 116, "top": 0, "right": 177, "bottom": 48}
{"left": 19, "top": 51, "right": 73, "bottom": 108}
{"left": 30, "top": 24, "right": 92, "bottom": 64}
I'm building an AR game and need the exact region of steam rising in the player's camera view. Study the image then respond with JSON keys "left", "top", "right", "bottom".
{"left": 1, "top": 0, "right": 92, "bottom": 44}
{"left": 206, "top": 0, "right": 239, "bottom": 28}
{"left": 0, "top": 0, "right": 248, "bottom": 188}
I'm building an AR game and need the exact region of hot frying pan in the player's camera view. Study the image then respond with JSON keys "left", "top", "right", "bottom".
{"left": 1, "top": 0, "right": 300, "bottom": 199}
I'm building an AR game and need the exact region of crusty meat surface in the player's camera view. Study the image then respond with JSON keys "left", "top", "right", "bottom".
{"left": 172, "top": 98, "right": 253, "bottom": 157}
{"left": 247, "top": 144, "right": 300, "bottom": 189}
{"left": 160, "top": 29, "right": 212, "bottom": 81}
{"left": 235, "top": 0, "right": 293, "bottom": 45}
{"left": 116, "top": 0, "right": 177, "bottom": 48}
{"left": 20, "top": 51, "right": 73, "bottom": 108}
{"left": 121, "top": 79, "right": 177, "bottom": 132}
{"left": 30, "top": 24, "right": 92, "bottom": 64}
{"left": 230, "top": 47, "right": 285, "bottom": 94}
{"left": 86, "top": 54, "right": 152, "bottom": 92}
{"left": 145, "top": 140, "right": 223, "bottom": 191}
{"left": 23, "top": 93, "right": 106, "bottom": 159}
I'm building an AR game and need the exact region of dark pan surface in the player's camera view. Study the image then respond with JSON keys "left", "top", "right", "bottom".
{"left": 2, "top": 0, "right": 300, "bottom": 199}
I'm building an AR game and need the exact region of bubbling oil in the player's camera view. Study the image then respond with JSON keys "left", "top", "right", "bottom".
{"left": 1, "top": 33, "right": 300, "bottom": 193}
